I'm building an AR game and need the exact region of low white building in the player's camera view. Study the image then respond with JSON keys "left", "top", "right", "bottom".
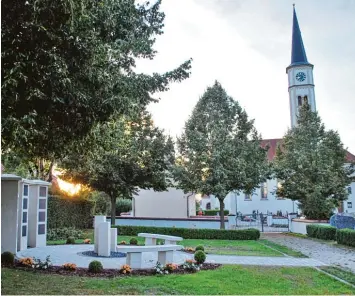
{"left": 132, "top": 187, "right": 196, "bottom": 219}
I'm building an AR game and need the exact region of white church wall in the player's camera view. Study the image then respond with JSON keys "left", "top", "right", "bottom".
{"left": 224, "top": 179, "right": 298, "bottom": 215}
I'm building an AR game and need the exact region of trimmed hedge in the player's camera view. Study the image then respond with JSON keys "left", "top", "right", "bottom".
{"left": 113, "top": 225, "right": 260, "bottom": 240}
{"left": 196, "top": 210, "right": 229, "bottom": 216}
{"left": 47, "top": 195, "right": 95, "bottom": 229}
{"left": 336, "top": 228, "right": 355, "bottom": 247}
{"left": 306, "top": 224, "right": 336, "bottom": 240}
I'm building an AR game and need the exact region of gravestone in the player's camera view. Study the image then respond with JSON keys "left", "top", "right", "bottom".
{"left": 329, "top": 213, "right": 355, "bottom": 229}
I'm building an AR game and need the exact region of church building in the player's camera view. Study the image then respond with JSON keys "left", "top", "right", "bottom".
{"left": 203, "top": 6, "right": 355, "bottom": 216}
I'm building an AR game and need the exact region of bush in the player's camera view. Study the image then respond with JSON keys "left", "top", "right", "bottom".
{"left": 90, "top": 191, "right": 110, "bottom": 215}
{"left": 196, "top": 210, "right": 229, "bottom": 216}
{"left": 195, "top": 245, "right": 204, "bottom": 252}
{"left": 336, "top": 228, "right": 355, "bottom": 247}
{"left": 1, "top": 252, "right": 15, "bottom": 267}
{"left": 116, "top": 199, "right": 132, "bottom": 216}
{"left": 194, "top": 250, "right": 206, "bottom": 264}
{"left": 88, "top": 260, "right": 103, "bottom": 273}
{"left": 66, "top": 237, "right": 76, "bottom": 244}
{"left": 306, "top": 224, "right": 336, "bottom": 240}
{"left": 47, "top": 227, "right": 84, "bottom": 241}
{"left": 129, "top": 238, "right": 138, "bottom": 245}
{"left": 113, "top": 225, "right": 260, "bottom": 240}
{"left": 47, "top": 195, "right": 95, "bottom": 229}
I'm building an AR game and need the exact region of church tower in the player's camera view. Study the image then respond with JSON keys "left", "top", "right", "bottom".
{"left": 287, "top": 5, "right": 316, "bottom": 128}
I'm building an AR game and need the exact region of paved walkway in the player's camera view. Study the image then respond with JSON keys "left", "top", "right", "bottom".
{"left": 16, "top": 245, "right": 325, "bottom": 269}
{"left": 263, "top": 233, "right": 355, "bottom": 273}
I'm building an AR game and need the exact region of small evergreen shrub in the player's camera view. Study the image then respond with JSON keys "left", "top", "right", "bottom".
{"left": 129, "top": 238, "right": 138, "bottom": 245}
{"left": 113, "top": 226, "right": 260, "bottom": 240}
{"left": 88, "top": 260, "right": 103, "bottom": 273}
{"left": 336, "top": 228, "right": 355, "bottom": 247}
{"left": 194, "top": 250, "right": 206, "bottom": 264}
{"left": 1, "top": 252, "right": 15, "bottom": 267}
{"left": 306, "top": 224, "right": 336, "bottom": 240}
{"left": 66, "top": 237, "right": 76, "bottom": 244}
{"left": 195, "top": 245, "right": 204, "bottom": 252}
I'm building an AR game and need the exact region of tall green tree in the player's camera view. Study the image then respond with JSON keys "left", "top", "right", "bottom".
{"left": 173, "top": 81, "right": 270, "bottom": 229}
{"left": 2, "top": 0, "right": 191, "bottom": 177}
{"left": 274, "top": 104, "right": 355, "bottom": 219}
{"left": 61, "top": 111, "right": 175, "bottom": 225}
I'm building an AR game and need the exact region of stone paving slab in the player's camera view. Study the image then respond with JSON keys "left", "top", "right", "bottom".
{"left": 262, "top": 233, "right": 355, "bottom": 273}
{"left": 16, "top": 245, "right": 326, "bottom": 269}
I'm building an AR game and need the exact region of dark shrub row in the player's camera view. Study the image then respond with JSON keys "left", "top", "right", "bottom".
{"left": 47, "top": 195, "right": 94, "bottom": 229}
{"left": 306, "top": 224, "right": 355, "bottom": 247}
{"left": 306, "top": 224, "right": 336, "bottom": 240}
{"left": 336, "top": 228, "right": 355, "bottom": 247}
{"left": 113, "top": 225, "right": 260, "bottom": 240}
{"left": 196, "top": 210, "right": 230, "bottom": 216}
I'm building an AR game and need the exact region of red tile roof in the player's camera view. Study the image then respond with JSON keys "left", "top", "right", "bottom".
{"left": 261, "top": 138, "right": 355, "bottom": 163}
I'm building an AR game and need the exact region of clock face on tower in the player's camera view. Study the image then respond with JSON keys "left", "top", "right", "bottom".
{"left": 296, "top": 72, "right": 306, "bottom": 82}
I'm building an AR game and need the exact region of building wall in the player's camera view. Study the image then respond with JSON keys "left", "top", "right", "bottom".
{"left": 133, "top": 188, "right": 194, "bottom": 218}
{"left": 111, "top": 217, "right": 226, "bottom": 229}
{"left": 344, "top": 182, "right": 355, "bottom": 213}
{"left": 1, "top": 180, "right": 20, "bottom": 253}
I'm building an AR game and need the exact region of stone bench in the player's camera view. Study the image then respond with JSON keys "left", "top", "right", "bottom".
{"left": 138, "top": 233, "right": 183, "bottom": 245}
{"left": 116, "top": 244, "right": 183, "bottom": 269}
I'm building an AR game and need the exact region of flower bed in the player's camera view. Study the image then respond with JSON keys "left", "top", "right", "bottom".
{"left": 11, "top": 261, "right": 221, "bottom": 278}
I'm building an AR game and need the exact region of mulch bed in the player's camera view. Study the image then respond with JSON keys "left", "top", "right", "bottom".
{"left": 11, "top": 262, "right": 221, "bottom": 278}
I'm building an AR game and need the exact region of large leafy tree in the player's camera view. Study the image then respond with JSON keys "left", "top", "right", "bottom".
{"left": 274, "top": 104, "right": 355, "bottom": 219}
{"left": 61, "top": 111, "right": 175, "bottom": 225}
{"left": 2, "top": 0, "right": 191, "bottom": 178}
{"left": 173, "top": 81, "right": 270, "bottom": 229}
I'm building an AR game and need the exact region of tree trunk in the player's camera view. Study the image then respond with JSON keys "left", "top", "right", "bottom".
{"left": 219, "top": 198, "right": 225, "bottom": 229}
{"left": 110, "top": 195, "right": 116, "bottom": 226}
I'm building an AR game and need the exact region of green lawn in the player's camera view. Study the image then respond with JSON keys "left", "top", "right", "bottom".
{"left": 2, "top": 266, "right": 354, "bottom": 295}
{"left": 47, "top": 230, "right": 306, "bottom": 257}
{"left": 320, "top": 266, "right": 355, "bottom": 285}
{"left": 47, "top": 231, "right": 304, "bottom": 257}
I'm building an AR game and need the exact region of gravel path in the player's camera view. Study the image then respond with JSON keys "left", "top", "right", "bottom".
{"left": 16, "top": 245, "right": 324, "bottom": 269}
{"left": 262, "top": 233, "right": 355, "bottom": 273}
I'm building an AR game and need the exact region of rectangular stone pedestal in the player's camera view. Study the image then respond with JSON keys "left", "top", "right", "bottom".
{"left": 98, "top": 222, "right": 111, "bottom": 257}
{"left": 110, "top": 228, "right": 117, "bottom": 252}
{"left": 158, "top": 250, "right": 174, "bottom": 265}
{"left": 94, "top": 216, "right": 106, "bottom": 253}
{"left": 126, "top": 252, "right": 143, "bottom": 269}
{"left": 145, "top": 237, "right": 157, "bottom": 245}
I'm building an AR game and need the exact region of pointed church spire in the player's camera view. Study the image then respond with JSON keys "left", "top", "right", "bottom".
{"left": 290, "top": 5, "right": 310, "bottom": 66}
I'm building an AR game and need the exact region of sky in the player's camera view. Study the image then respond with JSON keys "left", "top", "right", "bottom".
{"left": 135, "top": 0, "right": 355, "bottom": 153}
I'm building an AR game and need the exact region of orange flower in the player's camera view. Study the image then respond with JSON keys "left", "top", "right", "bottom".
{"left": 19, "top": 257, "right": 34, "bottom": 267}
{"left": 62, "top": 263, "right": 77, "bottom": 271}
{"left": 120, "top": 264, "right": 131, "bottom": 274}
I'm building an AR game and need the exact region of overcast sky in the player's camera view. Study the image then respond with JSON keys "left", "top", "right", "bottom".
{"left": 136, "top": 0, "right": 355, "bottom": 153}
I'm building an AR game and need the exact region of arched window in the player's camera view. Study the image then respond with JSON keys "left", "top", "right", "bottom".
{"left": 297, "top": 96, "right": 302, "bottom": 106}
{"left": 303, "top": 96, "right": 308, "bottom": 104}
{"left": 206, "top": 202, "right": 211, "bottom": 210}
